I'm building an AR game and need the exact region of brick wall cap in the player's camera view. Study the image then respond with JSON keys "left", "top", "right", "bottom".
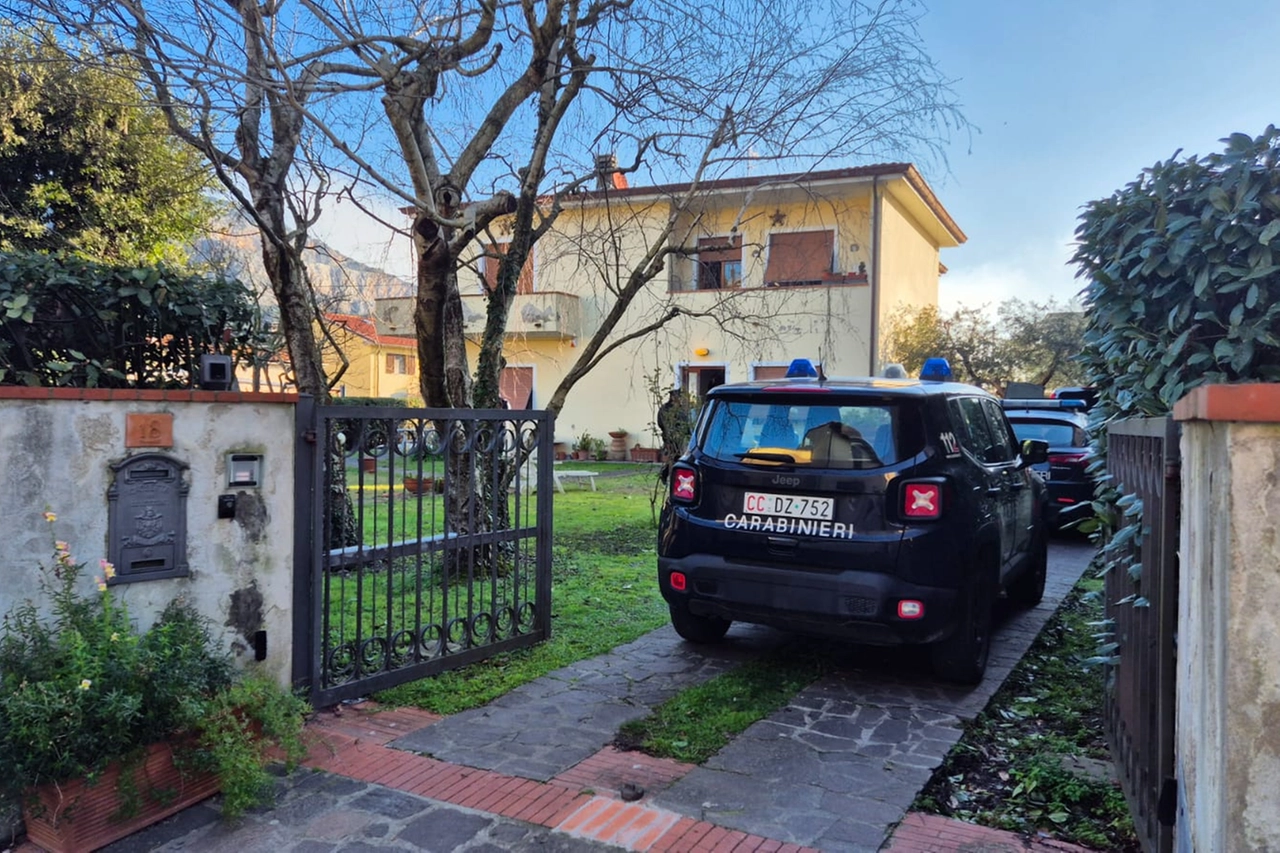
{"left": 1173, "top": 383, "right": 1280, "bottom": 423}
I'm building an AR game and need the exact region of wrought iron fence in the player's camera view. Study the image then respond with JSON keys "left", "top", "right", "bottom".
{"left": 1105, "top": 417, "right": 1180, "bottom": 853}
{"left": 296, "top": 403, "right": 554, "bottom": 706}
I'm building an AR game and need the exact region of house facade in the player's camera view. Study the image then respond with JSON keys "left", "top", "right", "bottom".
{"left": 323, "top": 313, "right": 421, "bottom": 401}
{"left": 374, "top": 164, "right": 963, "bottom": 449}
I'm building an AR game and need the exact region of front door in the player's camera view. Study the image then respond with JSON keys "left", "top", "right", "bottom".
{"left": 680, "top": 365, "right": 726, "bottom": 406}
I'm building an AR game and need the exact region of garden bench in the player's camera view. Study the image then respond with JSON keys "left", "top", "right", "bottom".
{"left": 553, "top": 469, "right": 598, "bottom": 493}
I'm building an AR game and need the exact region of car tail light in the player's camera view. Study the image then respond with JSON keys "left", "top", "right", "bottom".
{"left": 669, "top": 571, "right": 687, "bottom": 592}
{"left": 671, "top": 465, "right": 698, "bottom": 503}
{"left": 902, "top": 482, "right": 942, "bottom": 519}
{"left": 897, "top": 600, "right": 924, "bottom": 619}
{"left": 1049, "top": 452, "right": 1088, "bottom": 466}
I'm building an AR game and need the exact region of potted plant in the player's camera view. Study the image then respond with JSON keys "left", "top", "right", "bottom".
{"left": 1, "top": 513, "right": 309, "bottom": 852}
{"left": 607, "top": 428, "right": 629, "bottom": 460}
{"left": 574, "top": 431, "right": 595, "bottom": 461}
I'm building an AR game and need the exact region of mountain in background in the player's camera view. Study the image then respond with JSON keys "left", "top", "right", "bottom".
{"left": 191, "top": 216, "right": 413, "bottom": 318}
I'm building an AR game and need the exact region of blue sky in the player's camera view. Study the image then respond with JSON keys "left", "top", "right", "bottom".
{"left": 917, "top": 0, "right": 1280, "bottom": 310}
{"left": 314, "top": 1, "right": 1279, "bottom": 312}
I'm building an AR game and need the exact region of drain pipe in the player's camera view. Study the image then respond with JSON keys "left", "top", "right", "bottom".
{"left": 869, "top": 177, "right": 883, "bottom": 373}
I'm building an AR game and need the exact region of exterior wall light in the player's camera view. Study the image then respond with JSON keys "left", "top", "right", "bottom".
{"left": 694, "top": 347, "right": 710, "bottom": 357}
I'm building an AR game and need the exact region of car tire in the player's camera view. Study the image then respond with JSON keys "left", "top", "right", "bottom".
{"left": 1008, "top": 532, "right": 1047, "bottom": 608}
{"left": 668, "top": 602, "right": 731, "bottom": 644}
{"left": 931, "top": 559, "right": 994, "bottom": 685}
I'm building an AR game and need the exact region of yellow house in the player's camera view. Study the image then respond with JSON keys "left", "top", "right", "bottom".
{"left": 376, "top": 163, "right": 964, "bottom": 448}
{"left": 323, "top": 313, "right": 420, "bottom": 400}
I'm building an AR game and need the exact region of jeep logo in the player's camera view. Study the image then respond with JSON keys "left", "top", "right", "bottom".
{"left": 770, "top": 474, "right": 801, "bottom": 487}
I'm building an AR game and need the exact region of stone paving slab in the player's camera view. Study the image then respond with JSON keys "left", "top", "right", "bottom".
{"left": 648, "top": 541, "right": 1095, "bottom": 852}
{"left": 390, "top": 622, "right": 799, "bottom": 780}
{"left": 97, "top": 770, "right": 618, "bottom": 853}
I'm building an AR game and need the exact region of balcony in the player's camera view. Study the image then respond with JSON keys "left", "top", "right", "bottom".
{"left": 459, "top": 291, "right": 581, "bottom": 339}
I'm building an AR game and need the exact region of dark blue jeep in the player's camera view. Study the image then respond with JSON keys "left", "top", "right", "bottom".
{"left": 657, "top": 362, "right": 1049, "bottom": 684}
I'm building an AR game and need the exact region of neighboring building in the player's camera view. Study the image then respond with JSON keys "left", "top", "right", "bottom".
{"left": 322, "top": 313, "right": 420, "bottom": 400}
{"left": 376, "top": 163, "right": 964, "bottom": 447}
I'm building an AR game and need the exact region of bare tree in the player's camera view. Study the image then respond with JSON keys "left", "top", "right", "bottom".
{"left": 11, "top": 0, "right": 961, "bottom": 408}
{"left": 6, "top": 1, "right": 365, "bottom": 396}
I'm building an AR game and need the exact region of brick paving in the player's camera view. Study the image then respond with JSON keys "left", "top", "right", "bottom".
{"left": 12, "top": 542, "right": 1102, "bottom": 853}
{"left": 883, "top": 813, "right": 1100, "bottom": 852}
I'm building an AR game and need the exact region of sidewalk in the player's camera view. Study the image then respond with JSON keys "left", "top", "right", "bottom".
{"left": 14, "top": 542, "right": 1099, "bottom": 853}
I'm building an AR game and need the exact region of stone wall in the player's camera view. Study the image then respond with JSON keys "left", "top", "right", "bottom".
{"left": 0, "top": 388, "right": 300, "bottom": 688}
{"left": 1173, "top": 384, "right": 1280, "bottom": 853}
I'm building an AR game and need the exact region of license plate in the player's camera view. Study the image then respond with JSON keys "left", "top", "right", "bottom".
{"left": 742, "top": 491, "right": 834, "bottom": 521}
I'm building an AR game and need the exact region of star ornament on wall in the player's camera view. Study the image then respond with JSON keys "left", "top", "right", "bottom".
{"left": 770, "top": 208, "right": 787, "bottom": 226}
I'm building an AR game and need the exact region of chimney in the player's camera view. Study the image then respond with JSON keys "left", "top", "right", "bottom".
{"left": 595, "top": 153, "right": 621, "bottom": 190}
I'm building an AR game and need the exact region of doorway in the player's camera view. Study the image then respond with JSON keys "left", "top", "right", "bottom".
{"left": 679, "top": 364, "right": 726, "bottom": 405}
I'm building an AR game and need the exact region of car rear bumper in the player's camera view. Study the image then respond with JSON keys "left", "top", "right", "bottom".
{"left": 658, "top": 554, "right": 961, "bottom": 645}
{"left": 1046, "top": 480, "right": 1093, "bottom": 526}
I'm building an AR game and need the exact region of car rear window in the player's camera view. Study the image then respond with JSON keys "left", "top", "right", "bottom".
{"left": 1009, "top": 419, "right": 1085, "bottom": 447}
{"left": 698, "top": 396, "right": 925, "bottom": 469}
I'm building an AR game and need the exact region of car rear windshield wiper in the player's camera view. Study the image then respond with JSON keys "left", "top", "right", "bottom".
{"left": 734, "top": 451, "right": 797, "bottom": 464}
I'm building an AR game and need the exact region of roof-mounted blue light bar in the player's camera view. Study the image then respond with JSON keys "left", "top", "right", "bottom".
{"left": 785, "top": 358, "right": 819, "bottom": 378}
{"left": 919, "top": 357, "right": 953, "bottom": 381}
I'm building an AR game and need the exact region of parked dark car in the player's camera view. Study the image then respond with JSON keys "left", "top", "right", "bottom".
{"left": 1000, "top": 398, "right": 1092, "bottom": 530}
{"left": 657, "top": 359, "right": 1049, "bottom": 684}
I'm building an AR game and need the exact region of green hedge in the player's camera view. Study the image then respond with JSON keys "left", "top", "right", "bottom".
{"left": 0, "top": 250, "right": 261, "bottom": 388}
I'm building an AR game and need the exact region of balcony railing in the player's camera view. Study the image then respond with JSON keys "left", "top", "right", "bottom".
{"left": 459, "top": 291, "right": 581, "bottom": 339}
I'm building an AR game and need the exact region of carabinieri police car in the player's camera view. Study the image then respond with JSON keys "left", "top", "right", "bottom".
{"left": 657, "top": 358, "right": 1049, "bottom": 684}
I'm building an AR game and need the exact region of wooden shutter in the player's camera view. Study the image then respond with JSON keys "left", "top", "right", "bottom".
{"left": 485, "top": 242, "right": 535, "bottom": 294}
{"left": 696, "top": 235, "right": 741, "bottom": 263}
{"left": 764, "top": 231, "right": 834, "bottom": 284}
{"left": 385, "top": 353, "right": 395, "bottom": 373}
{"left": 752, "top": 365, "right": 790, "bottom": 380}
{"left": 499, "top": 366, "right": 534, "bottom": 409}
{"left": 483, "top": 245, "right": 500, "bottom": 292}
{"left": 406, "top": 355, "right": 417, "bottom": 374}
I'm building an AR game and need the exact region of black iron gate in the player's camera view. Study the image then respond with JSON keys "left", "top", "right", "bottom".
{"left": 1105, "top": 416, "right": 1180, "bottom": 853}
{"left": 293, "top": 400, "right": 554, "bottom": 706}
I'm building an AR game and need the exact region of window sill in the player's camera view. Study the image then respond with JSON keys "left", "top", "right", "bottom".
{"left": 670, "top": 274, "right": 868, "bottom": 294}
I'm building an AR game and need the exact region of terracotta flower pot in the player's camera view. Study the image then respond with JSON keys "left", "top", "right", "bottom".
{"left": 403, "top": 476, "right": 442, "bottom": 495}
{"left": 23, "top": 741, "right": 220, "bottom": 853}
{"left": 360, "top": 457, "right": 377, "bottom": 473}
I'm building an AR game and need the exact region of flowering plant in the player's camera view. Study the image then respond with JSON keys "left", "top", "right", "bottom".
{"left": 0, "top": 512, "right": 307, "bottom": 819}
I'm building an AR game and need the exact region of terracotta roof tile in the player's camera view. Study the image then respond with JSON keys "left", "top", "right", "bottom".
{"left": 327, "top": 313, "right": 417, "bottom": 348}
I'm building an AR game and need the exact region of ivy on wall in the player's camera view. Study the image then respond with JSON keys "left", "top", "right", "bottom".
{"left": 0, "top": 250, "right": 262, "bottom": 387}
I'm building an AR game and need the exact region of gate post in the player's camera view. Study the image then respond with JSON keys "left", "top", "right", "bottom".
{"left": 1174, "top": 384, "right": 1280, "bottom": 853}
{"left": 291, "top": 394, "right": 316, "bottom": 694}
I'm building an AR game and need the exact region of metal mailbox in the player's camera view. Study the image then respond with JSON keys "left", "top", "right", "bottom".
{"left": 107, "top": 453, "right": 190, "bottom": 581}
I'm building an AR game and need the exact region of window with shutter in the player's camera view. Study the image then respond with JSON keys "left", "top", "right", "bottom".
{"left": 696, "top": 235, "right": 743, "bottom": 290}
{"left": 484, "top": 242, "right": 535, "bottom": 294}
{"left": 751, "top": 365, "right": 791, "bottom": 380}
{"left": 764, "top": 231, "right": 834, "bottom": 285}
{"left": 385, "top": 353, "right": 395, "bottom": 373}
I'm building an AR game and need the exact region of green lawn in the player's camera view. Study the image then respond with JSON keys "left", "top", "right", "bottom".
{"left": 374, "top": 464, "right": 671, "bottom": 714}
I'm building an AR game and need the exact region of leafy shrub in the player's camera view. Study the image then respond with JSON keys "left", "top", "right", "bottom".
{"left": 0, "top": 513, "right": 307, "bottom": 819}
{"left": 1074, "top": 126, "right": 1280, "bottom": 422}
{"left": 0, "top": 250, "right": 264, "bottom": 388}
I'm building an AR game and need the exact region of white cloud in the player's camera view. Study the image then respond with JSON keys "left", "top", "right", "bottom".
{"left": 940, "top": 234, "right": 1082, "bottom": 312}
